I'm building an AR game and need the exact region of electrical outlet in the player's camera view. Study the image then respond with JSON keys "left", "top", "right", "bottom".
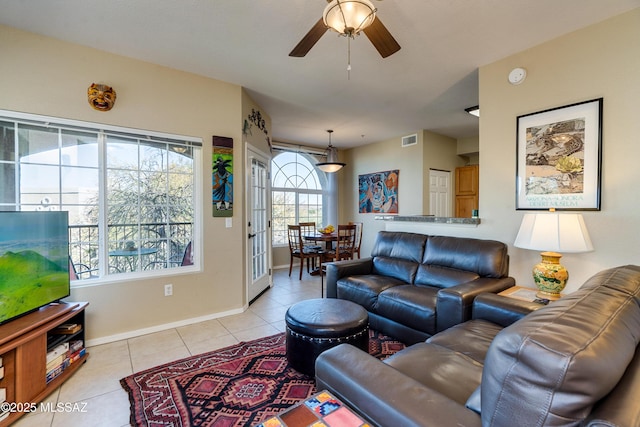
{"left": 164, "top": 284, "right": 173, "bottom": 296}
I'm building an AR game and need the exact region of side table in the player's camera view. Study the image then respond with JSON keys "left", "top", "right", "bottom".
{"left": 499, "top": 285, "right": 563, "bottom": 305}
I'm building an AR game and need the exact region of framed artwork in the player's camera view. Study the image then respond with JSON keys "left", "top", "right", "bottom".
{"left": 212, "top": 136, "right": 233, "bottom": 217}
{"left": 516, "top": 98, "right": 603, "bottom": 210}
{"left": 358, "top": 169, "right": 399, "bottom": 214}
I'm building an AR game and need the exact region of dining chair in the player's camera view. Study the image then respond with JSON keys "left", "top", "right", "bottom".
{"left": 288, "top": 225, "right": 321, "bottom": 280}
{"left": 349, "top": 221, "right": 363, "bottom": 259}
{"left": 319, "top": 224, "right": 357, "bottom": 295}
{"left": 333, "top": 224, "right": 357, "bottom": 262}
{"left": 298, "top": 221, "right": 316, "bottom": 238}
{"left": 179, "top": 241, "right": 194, "bottom": 266}
{"left": 299, "top": 221, "right": 323, "bottom": 249}
{"left": 68, "top": 256, "right": 98, "bottom": 280}
{"left": 145, "top": 241, "right": 193, "bottom": 269}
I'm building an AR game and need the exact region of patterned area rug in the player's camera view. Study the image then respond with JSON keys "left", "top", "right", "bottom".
{"left": 121, "top": 330, "right": 404, "bottom": 427}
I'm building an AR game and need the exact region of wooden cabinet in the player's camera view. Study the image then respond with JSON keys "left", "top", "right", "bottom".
{"left": 0, "top": 302, "right": 88, "bottom": 426}
{"left": 455, "top": 165, "right": 479, "bottom": 218}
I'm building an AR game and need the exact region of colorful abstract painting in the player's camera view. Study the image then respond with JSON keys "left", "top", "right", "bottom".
{"left": 212, "top": 136, "right": 233, "bottom": 217}
{"left": 359, "top": 169, "right": 399, "bottom": 214}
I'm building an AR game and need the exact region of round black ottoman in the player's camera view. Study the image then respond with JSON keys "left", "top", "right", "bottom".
{"left": 285, "top": 298, "right": 369, "bottom": 376}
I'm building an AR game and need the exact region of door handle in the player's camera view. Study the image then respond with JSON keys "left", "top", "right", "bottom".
{"left": 248, "top": 233, "right": 257, "bottom": 239}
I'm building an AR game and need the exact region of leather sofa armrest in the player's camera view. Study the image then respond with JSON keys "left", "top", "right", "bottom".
{"left": 472, "top": 293, "right": 542, "bottom": 327}
{"left": 436, "top": 277, "right": 515, "bottom": 332}
{"left": 315, "top": 344, "right": 482, "bottom": 427}
{"left": 325, "top": 258, "right": 374, "bottom": 298}
{"left": 583, "top": 345, "right": 640, "bottom": 427}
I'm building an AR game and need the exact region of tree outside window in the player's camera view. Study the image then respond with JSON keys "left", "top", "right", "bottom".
{"left": 0, "top": 113, "right": 201, "bottom": 282}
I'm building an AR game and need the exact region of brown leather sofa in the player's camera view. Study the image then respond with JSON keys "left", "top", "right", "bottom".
{"left": 325, "top": 231, "right": 515, "bottom": 344}
{"left": 316, "top": 265, "right": 640, "bottom": 427}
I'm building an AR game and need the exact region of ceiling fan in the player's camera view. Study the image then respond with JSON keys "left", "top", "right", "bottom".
{"left": 289, "top": 0, "right": 401, "bottom": 59}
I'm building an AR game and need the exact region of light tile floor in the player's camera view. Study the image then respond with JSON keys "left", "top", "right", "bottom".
{"left": 14, "top": 268, "right": 322, "bottom": 427}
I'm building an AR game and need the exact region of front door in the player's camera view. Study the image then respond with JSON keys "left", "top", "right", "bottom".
{"left": 246, "top": 146, "right": 271, "bottom": 303}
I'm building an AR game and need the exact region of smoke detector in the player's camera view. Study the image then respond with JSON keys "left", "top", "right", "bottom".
{"left": 508, "top": 67, "right": 527, "bottom": 85}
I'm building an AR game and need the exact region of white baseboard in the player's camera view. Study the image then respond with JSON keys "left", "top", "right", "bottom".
{"left": 87, "top": 266, "right": 293, "bottom": 347}
{"left": 85, "top": 306, "right": 246, "bottom": 347}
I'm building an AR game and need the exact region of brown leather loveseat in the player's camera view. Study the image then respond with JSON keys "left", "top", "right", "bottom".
{"left": 325, "top": 231, "right": 515, "bottom": 344}
{"left": 316, "top": 265, "right": 640, "bottom": 427}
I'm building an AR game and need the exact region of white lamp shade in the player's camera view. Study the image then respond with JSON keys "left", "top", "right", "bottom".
{"left": 316, "top": 162, "right": 345, "bottom": 173}
{"left": 316, "top": 146, "right": 345, "bottom": 173}
{"left": 514, "top": 212, "right": 594, "bottom": 253}
{"left": 323, "top": 0, "right": 376, "bottom": 35}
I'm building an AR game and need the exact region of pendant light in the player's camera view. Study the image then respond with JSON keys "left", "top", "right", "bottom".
{"left": 317, "top": 130, "right": 346, "bottom": 173}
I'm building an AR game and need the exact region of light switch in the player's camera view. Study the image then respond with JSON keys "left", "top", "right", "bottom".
{"left": 225, "top": 218, "right": 232, "bottom": 228}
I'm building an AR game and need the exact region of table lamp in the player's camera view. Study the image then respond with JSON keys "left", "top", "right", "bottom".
{"left": 514, "top": 210, "right": 593, "bottom": 299}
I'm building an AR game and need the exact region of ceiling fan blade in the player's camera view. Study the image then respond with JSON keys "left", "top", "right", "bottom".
{"left": 363, "top": 16, "right": 401, "bottom": 58}
{"left": 289, "top": 18, "right": 328, "bottom": 57}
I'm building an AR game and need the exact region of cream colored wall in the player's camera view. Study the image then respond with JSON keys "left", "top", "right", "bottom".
{"left": 341, "top": 133, "right": 424, "bottom": 256}
{"left": 241, "top": 90, "right": 272, "bottom": 156}
{"left": 342, "top": 129, "right": 472, "bottom": 255}
{"left": 383, "top": 9, "right": 640, "bottom": 293}
{"left": 421, "top": 130, "right": 467, "bottom": 215}
{"left": 457, "top": 136, "right": 479, "bottom": 158}
{"left": 0, "top": 25, "right": 250, "bottom": 343}
{"left": 479, "top": 8, "right": 640, "bottom": 292}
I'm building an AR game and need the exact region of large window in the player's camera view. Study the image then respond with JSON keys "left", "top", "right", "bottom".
{"left": 271, "top": 152, "right": 325, "bottom": 245}
{"left": 0, "top": 111, "right": 202, "bottom": 283}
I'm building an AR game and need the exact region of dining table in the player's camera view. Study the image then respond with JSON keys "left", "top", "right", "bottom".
{"left": 302, "top": 232, "right": 337, "bottom": 250}
{"left": 108, "top": 247, "right": 159, "bottom": 272}
{"left": 108, "top": 247, "right": 159, "bottom": 257}
{"left": 302, "top": 232, "right": 337, "bottom": 275}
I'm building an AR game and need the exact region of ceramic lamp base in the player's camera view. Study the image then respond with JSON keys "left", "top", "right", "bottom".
{"left": 532, "top": 251, "right": 568, "bottom": 299}
{"left": 535, "top": 290, "right": 563, "bottom": 301}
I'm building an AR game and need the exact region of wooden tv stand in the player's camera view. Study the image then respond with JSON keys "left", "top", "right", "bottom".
{"left": 0, "top": 302, "right": 89, "bottom": 426}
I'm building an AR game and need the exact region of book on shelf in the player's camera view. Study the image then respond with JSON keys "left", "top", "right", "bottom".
{"left": 45, "top": 345, "right": 86, "bottom": 384}
{"left": 46, "top": 359, "right": 71, "bottom": 384}
{"left": 69, "top": 348, "right": 86, "bottom": 364}
{"left": 69, "top": 340, "right": 84, "bottom": 354}
{"left": 0, "top": 381, "right": 9, "bottom": 420}
{"left": 46, "top": 342, "right": 69, "bottom": 364}
{"left": 46, "top": 353, "right": 67, "bottom": 373}
{"left": 0, "top": 363, "right": 8, "bottom": 422}
{"left": 52, "top": 323, "right": 82, "bottom": 335}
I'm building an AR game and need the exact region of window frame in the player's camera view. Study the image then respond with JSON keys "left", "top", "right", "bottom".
{"left": 270, "top": 151, "right": 327, "bottom": 247}
{"left": 0, "top": 109, "right": 203, "bottom": 286}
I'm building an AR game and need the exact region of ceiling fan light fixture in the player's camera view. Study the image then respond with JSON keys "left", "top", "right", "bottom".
{"left": 323, "top": 0, "right": 377, "bottom": 37}
{"left": 317, "top": 130, "right": 346, "bottom": 173}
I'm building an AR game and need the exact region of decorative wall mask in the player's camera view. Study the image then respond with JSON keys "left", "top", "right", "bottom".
{"left": 87, "top": 83, "right": 116, "bottom": 111}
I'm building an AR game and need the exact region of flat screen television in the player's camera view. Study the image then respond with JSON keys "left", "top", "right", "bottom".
{"left": 0, "top": 211, "right": 70, "bottom": 325}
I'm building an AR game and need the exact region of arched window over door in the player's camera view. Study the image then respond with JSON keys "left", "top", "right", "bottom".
{"left": 271, "top": 151, "right": 326, "bottom": 245}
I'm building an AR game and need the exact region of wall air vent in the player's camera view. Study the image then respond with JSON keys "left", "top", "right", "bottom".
{"left": 401, "top": 134, "right": 417, "bottom": 147}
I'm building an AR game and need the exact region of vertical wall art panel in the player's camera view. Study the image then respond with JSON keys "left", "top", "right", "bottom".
{"left": 358, "top": 169, "right": 399, "bottom": 214}
{"left": 212, "top": 136, "right": 233, "bottom": 217}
